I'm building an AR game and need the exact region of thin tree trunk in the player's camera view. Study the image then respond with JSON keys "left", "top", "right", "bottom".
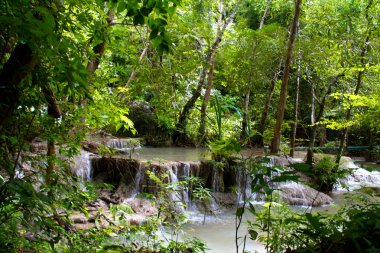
{"left": 306, "top": 81, "right": 315, "bottom": 165}
{"left": 86, "top": 11, "right": 114, "bottom": 74}
{"left": 126, "top": 45, "right": 149, "bottom": 85}
{"left": 80, "top": 10, "right": 114, "bottom": 105}
{"left": 335, "top": 70, "right": 364, "bottom": 166}
{"left": 198, "top": 1, "right": 224, "bottom": 141}
{"left": 173, "top": 10, "right": 235, "bottom": 145}
{"left": 241, "top": 89, "right": 251, "bottom": 142}
{"left": 41, "top": 83, "right": 62, "bottom": 186}
{"left": 335, "top": 0, "right": 373, "bottom": 167}
{"left": 199, "top": 60, "right": 215, "bottom": 138}
{"left": 306, "top": 74, "right": 344, "bottom": 163}
{"left": 254, "top": 61, "right": 282, "bottom": 147}
{"left": 259, "top": 0, "right": 272, "bottom": 29}
{"left": 118, "top": 45, "right": 149, "bottom": 100}
{"left": 242, "top": 0, "right": 271, "bottom": 146}
{"left": 290, "top": 58, "right": 300, "bottom": 157}
{"left": 270, "top": 0, "right": 302, "bottom": 154}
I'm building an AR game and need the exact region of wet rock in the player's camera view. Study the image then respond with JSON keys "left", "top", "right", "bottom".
{"left": 81, "top": 140, "right": 101, "bottom": 154}
{"left": 126, "top": 198, "right": 157, "bottom": 215}
{"left": 127, "top": 101, "right": 172, "bottom": 146}
{"left": 29, "top": 139, "right": 47, "bottom": 154}
{"left": 211, "top": 192, "right": 237, "bottom": 206}
{"left": 126, "top": 214, "right": 146, "bottom": 225}
{"left": 70, "top": 214, "right": 88, "bottom": 224}
{"left": 279, "top": 182, "right": 333, "bottom": 206}
{"left": 74, "top": 223, "right": 96, "bottom": 230}
{"left": 115, "top": 183, "right": 136, "bottom": 199}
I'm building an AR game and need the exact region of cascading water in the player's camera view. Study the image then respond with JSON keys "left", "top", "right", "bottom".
{"left": 73, "top": 150, "right": 93, "bottom": 181}
{"left": 337, "top": 168, "right": 380, "bottom": 190}
{"left": 105, "top": 138, "right": 141, "bottom": 152}
{"left": 75, "top": 145, "right": 380, "bottom": 211}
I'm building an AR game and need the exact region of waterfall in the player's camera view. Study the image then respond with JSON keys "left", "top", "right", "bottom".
{"left": 167, "top": 167, "right": 186, "bottom": 213}
{"left": 210, "top": 164, "right": 225, "bottom": 193}
{"left": 105, "top": 138, "right": 141, "bottom": 152}
{"left": 87, "top": 154, "right": 379, "bottom": 209}
{"left": 73, "top": 150, "right": 92, "bottom": 181}
{"left": 235, "top": 166, "right": 252, "bottom": 203}
{"left": 337, "top": 168, "right": 380, "bottom": 190}
{"left": 132, "top": 163, "right": 145, "bottom": 196}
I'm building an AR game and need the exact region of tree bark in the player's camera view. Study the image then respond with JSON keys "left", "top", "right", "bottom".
{"left": 240, "top": 89, "right": 251, "bottom": 142}
{"left": 259, "top": 0, "right": 272, "bottom": 29}
{"left": 198, "top": 1, "right": 228, "bottom": 142}
{"left": 40, "top": 79, "right": 62, "bottom": 186}
{"left": 198, "top": 60, "right": 215, "bottom": 138}
{"left": 306, "top": 81, "right": 315, "bottom": 164}
{"left": 86, "top": 11, "right": 115, "bottom": 74}
{"left": 306, "top": 74, "right": 344, "bottom": 164}
{"left": 290, "top": 58, "right": 300, "bottom": 157}
{"left": 270, "top": 0, "right": 302, "bottom": 154}
{"left": 0, "top": 43, "right": 37, "bottom": 129}
{"left": 126, "top": 45, "right": 149, "bottom": 86}
{"left": 80, "top": 11, "right": 114, "bottom": 105}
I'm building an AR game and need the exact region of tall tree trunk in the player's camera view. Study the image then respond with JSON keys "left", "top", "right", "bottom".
{"left": 306, "top": 81, "right": 315, "bottom": 165}
{"left": 173, "top": 10, "right": 235, "bottom": 145}
{"left": 335, "top": 0, "right": 373, "bottom": 167}
{"left": 254, "top": 61, "right": 282, "bottom": 147}
{"left": 241, "top": 0, "right": 272, "bottom": 146}
{"left": 335, "top": 71, "right": 364, "bottom": 166}
{"left": 198, "top": 60, "right": 215, "bottom": 139}
{"left": 290, "top": 58, "right": 300, "bottom": 157}
{"left": 259, "top": 0, "right": 272, "bottom": 29}
{"left": 0, "top": 44, "right": 37, "bottom": 129}
{"left": 270, "top": 0, "right": 302, "bottom": 154}
{"left": 126, "top": 45, "right": 149, "bottom": 85}
{"left": 306, "top": 74, "right": 343, "bottom": 164}
{"left": 241, "top": 89, "right": 251, "bottom": 142}
{"left": 80, "top": 10, "right": 114, "bottom": 105}
{"left": 86, "top": 11, "right": 114, "bottom": 74}
{"left": 198, "top": 1, "right": 224, "bottom": 141}
{"left": 41, "top": 82, "right": 62, "bottom": 186}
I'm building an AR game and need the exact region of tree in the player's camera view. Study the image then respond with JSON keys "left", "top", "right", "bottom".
{"left": 173, "top": 2, "right": 236, "bottom": 145}
{"left": 270, "top": 0, "right": 302, "bottom": 154}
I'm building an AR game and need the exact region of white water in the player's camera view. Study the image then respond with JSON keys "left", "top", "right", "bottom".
{"left": 73, "top": 150, "right": 92, "bottom": 181}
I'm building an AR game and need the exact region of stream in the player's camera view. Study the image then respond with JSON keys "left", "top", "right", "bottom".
{"left": 75, "top": 140, "right": 380, "bottom": 253}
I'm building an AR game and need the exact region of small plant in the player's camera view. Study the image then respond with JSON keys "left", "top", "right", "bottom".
{"left": 97, "top": 144, "right": 116, "bottom": 157}
{"left": 312, "top": 157, "right": 350, "bottom": 192}
{"left": 128, "top": 139, "right": 141, "bottom": 159}
{"left": 235, "top": 157, "right": 299, "bottom": 253}
{"left": 208, "top": 138, "right": 241, "bottom": 161}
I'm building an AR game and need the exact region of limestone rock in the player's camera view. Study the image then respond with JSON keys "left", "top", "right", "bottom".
{"left": 279, "top": 182, "right": 333, "bottom": 206}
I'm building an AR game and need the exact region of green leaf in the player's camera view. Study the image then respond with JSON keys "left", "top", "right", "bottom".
{"left": 248, "top": 229, "right": 258, "bottom": 240}
{"left": 115, "top": 123, "right": 123, "bottom": 132}
{"left": 149, "top": 28, "right": 159, "bottom": 39}
{"left": 117, "top": 1, "right": 127, "bottom": 13}
{"left": 133, "top": 11, "right": 145, "bottom": 25}
{"left": 236, "top": 206, "right": 244, "bottom": 218}
{"left": 290, "top": 163, "right": 311, "bottom": 172}
{"left": 140, "top": 6, "right": 153, "bottom": 16}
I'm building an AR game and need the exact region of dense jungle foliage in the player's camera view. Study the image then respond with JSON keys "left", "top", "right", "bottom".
{"left": 1, "top": 0, "right": 380, "bottom": 252}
